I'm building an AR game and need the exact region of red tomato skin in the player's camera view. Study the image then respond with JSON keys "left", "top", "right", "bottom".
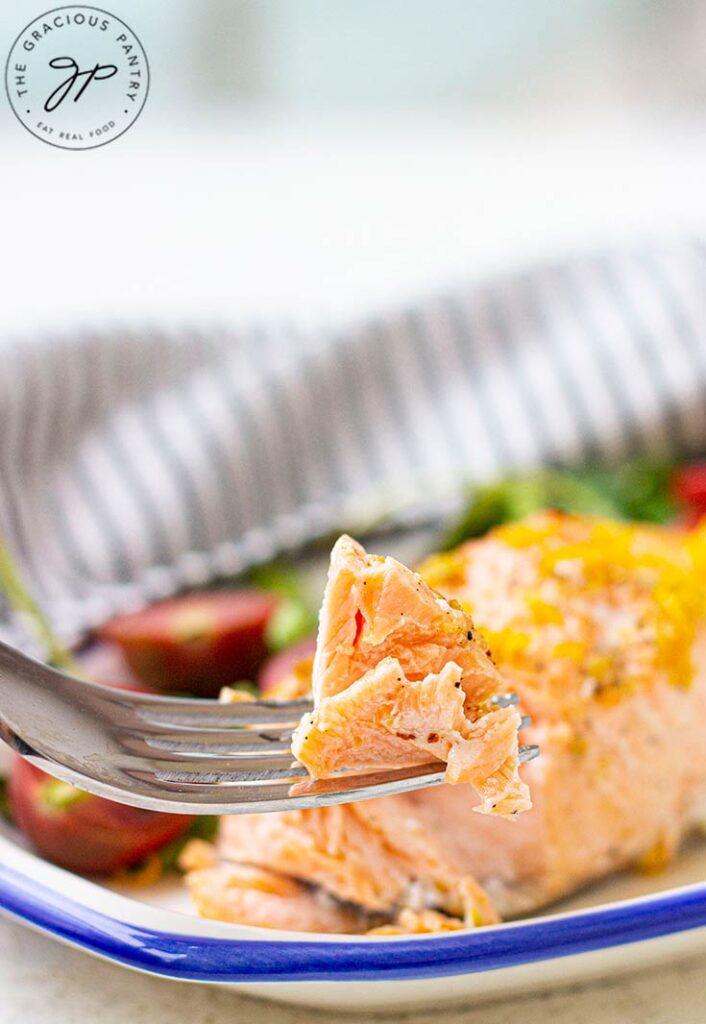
{"left": 97, "top": 591, "right": 279, "bottom": 696}
{"left": 8, "top": 757, "right": 192, "bottom": 875}
{"left": 672, "top": 463, "right": 706, "bottom": 506}
{"left": 258, "top": 635, "right": 316, "bottom": 694}
{"left": 675, "top": 505, "right": 706, "bottom": 531}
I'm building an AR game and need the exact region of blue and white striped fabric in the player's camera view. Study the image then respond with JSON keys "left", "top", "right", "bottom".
{"left": 1, "top": 238, "right": 706, "bottom": 644}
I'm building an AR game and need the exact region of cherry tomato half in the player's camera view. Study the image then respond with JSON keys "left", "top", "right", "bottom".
{"left": 98, "top": 590, "right": 280, "bottom": 696}
{"left": 671, "top": 462, "right": 706, "bottom": 507}
{"left": 8, "top": 757, "right": 192, "bottom": 875}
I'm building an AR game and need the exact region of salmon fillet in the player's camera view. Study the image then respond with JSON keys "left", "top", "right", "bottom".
{"left": 291, "top": 535, "right": 529, "bottom": 813}
{"left": 186, "top": 513, "right": 706, "bottom": 932}
{"left": 180, "top": 838, "right": 368, "bottom": 933}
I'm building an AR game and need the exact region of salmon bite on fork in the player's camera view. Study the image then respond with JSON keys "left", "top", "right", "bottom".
{"left": 291, "top": 535, "right": 532, "bottom": 815}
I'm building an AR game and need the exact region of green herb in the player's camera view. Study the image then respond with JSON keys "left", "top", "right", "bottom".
{"left": 245, "top": 561, "right": 305, "bottom": 601}
{"left": 0, "top": 538, "right": 77, "bottom": 671}
{"left": 440, "top": 470, "right": 619, "bottom": 549}
{"left": 158, "top": 815, "right": 220, "bottom": 873}
{"left": 266, "top": 597, "right": 317, "bottom": 653}
{"left": 590, "top": 459, "right": 678, "bottom": 524}
{"left": 440, "top": 460, "right": 680, "bottom": 549}
{"left": 247, "top": 561, "right": 317, "bottom": 652}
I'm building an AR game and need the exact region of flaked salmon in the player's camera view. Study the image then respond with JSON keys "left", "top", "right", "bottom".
{"left": 185, "top": 513, "right": 706, "bottom": 933}
{"left": 291, "top": 535, "right": 529, "bottom": 814}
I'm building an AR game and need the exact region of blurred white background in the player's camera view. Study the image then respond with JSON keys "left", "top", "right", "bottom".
{"left": 3, "top": 0, "right": 706, "bottom": 334}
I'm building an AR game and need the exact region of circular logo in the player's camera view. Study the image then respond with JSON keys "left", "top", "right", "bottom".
{"left": 5, "top": 6, "right": 149, "bottom": 150}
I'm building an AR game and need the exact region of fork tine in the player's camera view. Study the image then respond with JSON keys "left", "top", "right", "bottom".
{"left": 490, "top": 693, "right": 519, "bottom": 708}
{"left": 138, "top": 731, "right": 294, "bottom": 755}
{"left": 119, "top": 749, "right": 300, "bottom": 775}
{"left": 150, "top": 763, "right": 304, "bottom": 783}
{"left": 519, "top": 743, "right": 538, "bottom": 762}
{"left": 133, "top": 698, "right": 313, "bottom": 730}
{"left": 118, "top": 743, "right": 540, "bottom": 787}
{"left": 122, "top": 761, "right": 449, "bottom": 811}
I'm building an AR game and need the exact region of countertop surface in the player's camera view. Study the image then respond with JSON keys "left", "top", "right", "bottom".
{"left": 1, "top": 915, "right": 705, "bottom": 1024}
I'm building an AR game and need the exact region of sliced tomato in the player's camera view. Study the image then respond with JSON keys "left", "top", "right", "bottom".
{"left": 97, "top": 590, "right": 280, "bottom": 696}
{"left": 258, "top": 635, "right": 316, "bottom": 694}
{"left": 8, "top": 757, "right": 192, "bottom": 875}
{"left": 671, "top": 463, "right": 706, "bottom": 507}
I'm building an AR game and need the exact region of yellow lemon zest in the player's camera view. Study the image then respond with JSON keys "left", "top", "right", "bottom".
{"left": 527, "top": 595, "right": 564, "bottom": 625}
{"left": 552, "top": 641, "right": 587, "bottom": 662}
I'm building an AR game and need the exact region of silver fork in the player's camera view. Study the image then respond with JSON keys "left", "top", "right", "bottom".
{"left": 0, "top": 639, "right": 538, "bottom": 815}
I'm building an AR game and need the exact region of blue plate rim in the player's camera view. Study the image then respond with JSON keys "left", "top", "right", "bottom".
{"left": 2, "top": 860, "right": 706, "bottom": 982}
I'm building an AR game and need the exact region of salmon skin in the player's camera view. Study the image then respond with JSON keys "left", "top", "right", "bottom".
{"left": 185, "top": 513, "right": 706, "bottom": 933}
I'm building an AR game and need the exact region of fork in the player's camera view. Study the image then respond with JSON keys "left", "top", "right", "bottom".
{"left": 0, "top": 639, "right": 538, "bottom": 815}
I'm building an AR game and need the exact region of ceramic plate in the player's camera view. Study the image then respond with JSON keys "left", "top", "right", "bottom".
{"left": 2, "top": 820, "right": 706, "bottom": 1012}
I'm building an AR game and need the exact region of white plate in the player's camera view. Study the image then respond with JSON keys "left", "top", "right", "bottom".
{"left": 2, "top": 821, "right": 706, "bottom": 1012}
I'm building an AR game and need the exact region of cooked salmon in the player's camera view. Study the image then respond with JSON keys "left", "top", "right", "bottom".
{"left": 181, "top": 843, "right": 368, "bottom": 933}
{"left": 185, "top": 513, "right": 706, "bottom": 932}
{"left": 291, "top": 535, "right": 529, "bottom": 813}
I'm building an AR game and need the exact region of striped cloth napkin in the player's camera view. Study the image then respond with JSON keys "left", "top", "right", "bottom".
{"left": 1, "top": 238, "right": 705, "bottom": 645}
